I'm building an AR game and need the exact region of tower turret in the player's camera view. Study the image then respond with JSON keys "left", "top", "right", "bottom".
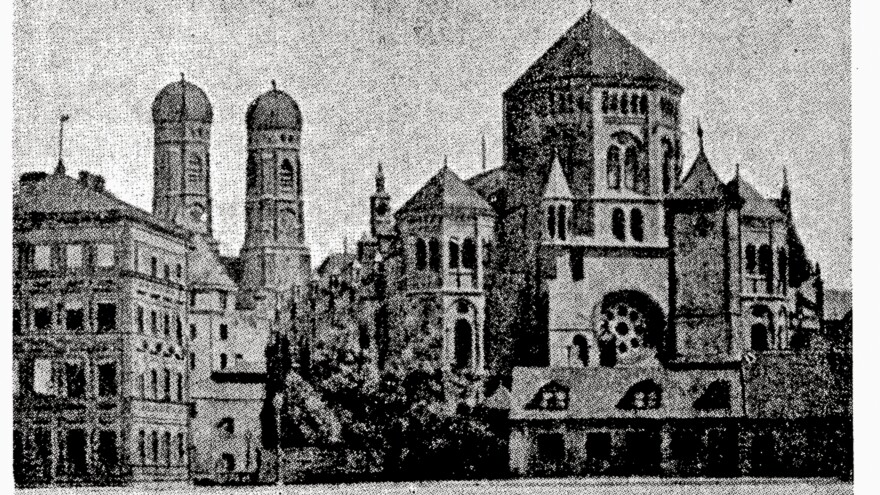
{"left": 151, "top": 74, "right": 214, "bottom": 235}
{"left": 239, "top": 81, "right": 312, "bottom": 305}
{"left": 370, "top": 161, "right": 393, "bottom": 240}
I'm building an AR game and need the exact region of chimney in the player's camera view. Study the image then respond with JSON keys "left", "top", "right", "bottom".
{"left": 78, "top": 171, "right": 106, "bottom": 192}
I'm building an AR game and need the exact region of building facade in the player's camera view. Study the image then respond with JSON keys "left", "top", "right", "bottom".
{"left": 13, "top": 77, "right": 313, "bottom": 485}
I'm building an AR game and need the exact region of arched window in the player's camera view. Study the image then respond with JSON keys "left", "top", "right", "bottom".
{"left": 177, "top": 433, "right": 185, "bottom": 463}
{"left": 609, "top": 92, "right": 618, "bottom": 112}
{"left": 220, "top": 353, "right": 228, "bottom": 369}
{"left": 758, "top": 244, "right": 773, "bottom": 292}
{"left": 280, "top": 158, "right": 294, "bottom": 190}
{"left": 188, "top": 154, "right": 203, "bottom": 184}
{"left": 777, "top": 248, "right": 788, "bottom": 294}
{"left": 151, "top": 431, "right": 159, "bottom": 465}
{"left": 454, "top": 319, "right": 473, "bottom": 370}
{"left": 428, "top": 238, "right": 441, "bottom": 272}
{"left": 557, "top": 205, "right": 567, "bottom": 241}
{"left": 745, "top": 244, "right": 757, "bottom": 274}
{"left": 601, "top": 90, "right": 609, "bottom": 113}
{"left": 572, "top": 334, "right": 590, "bottom": 366}
{"left": 624, "top": 146, "right": 639, "bottom": 192}
{"left": 163, "top": 432, "right": 172, "bottom": 466}
{"left": 246, "top": 155, "right": 258, "bottom": 190}
{"left": 415, "top": 238, "right": 428, "bottom": 270}
{"left": 750, "top": 305, "right": 773, "bottom": 351}
{"left": 150, "top": 369, "right": 158, "bottom": 399}
{"left": 606, "top": 146, "right": 621, "bottom": 190}
{"left": 462, "top": 238, "right": 477, "bottom": 269}
{"left": 630, "top": 93, "right": 639, "bottom": 115}
{"left": 620, "top": 93, "right": 629, "bottom": 114}
{"left": 547, "top": 205, "right": 557, "bottom": 238}
{"left": 163, "top": 369, "right": 171, "bottom": 400}
{"left": 630, "top": 209, "right": 644, "bottom": 242}
{"left": 611, "top": 208, "right": 626, "bottom": 241}
{"left": 448, "top": 240, "right": 460, "bottom": 269}
{"left": 661, "top": 138, "right": 674, "bottom": 194}
{"left": 138, "top": 430, "right": 146, "bottom": 464}
{"left": 176, "top": 373, "right": 183, "bottom": 402}
{"left": 778, "top": 308, "right": 790, "bottom": 349}
{"left": 639, "top": 94, "right": 648, "bottom": 115}
{"left": 482, "top": 241, "right": 493, "bottom": 269}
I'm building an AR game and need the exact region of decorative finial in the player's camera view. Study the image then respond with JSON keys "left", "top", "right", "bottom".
{"left": 55, "top": 114, "right": 70, "bottom": 175}
{"left": 375, "top": 161, "right": 385, "bottom": 192}
{"left": 343, "top": 236, "right": 349, "bottom": 255}
{"left": 180, "top": 72, "right": 185, "bottom": 82}
{"left": 271, "top": 79, "right": 277, "bottom": 91}
{"left": 696, "top": 119, "right": 704, "bottom": 153}
{"left": 782, "top": 165, "right": 790, "bottom": 189}
{"left": 481, "top": 134, "right": 487, "bottom": 171}
{"left": 443, "top": 155, "right": 448, "bottom": 169}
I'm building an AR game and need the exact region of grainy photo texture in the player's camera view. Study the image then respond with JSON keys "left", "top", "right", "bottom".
{"left": 11, "top": 0, "right": 852, "bottom": 493}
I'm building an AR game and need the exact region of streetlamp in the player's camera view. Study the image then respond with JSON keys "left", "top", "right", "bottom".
{"left": 273, "top": 392, "right": 284, "bottom": 486}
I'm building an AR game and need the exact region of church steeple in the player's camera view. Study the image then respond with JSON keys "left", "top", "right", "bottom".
{"left": 780, "top": 165, "right": 792, "bottom": 217}
{"left": 370, "top": 161, "right": 393, "bottom": 240}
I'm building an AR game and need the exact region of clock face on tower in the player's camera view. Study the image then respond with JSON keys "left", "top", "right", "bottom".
{"left": 375, "top": 200, "right": 388, "bottom": 216}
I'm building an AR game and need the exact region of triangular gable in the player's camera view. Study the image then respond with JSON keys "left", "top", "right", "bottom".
{"left": 670, "top": 150, "right": 727, "bottom": 200}
{"left": 542, "top": 155, "right": 573, "bottom": 200}
{"left": 730, "top": 178, "right": 785, "bottom": 220}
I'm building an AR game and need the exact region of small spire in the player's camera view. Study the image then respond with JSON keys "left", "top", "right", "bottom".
{"left": 180, "top": 72, "right": 185, "bottom": 82}
{"left": 343, "top": 236, "right": 349, "bottom": 255}
{"left": 481, "top": 134, "right": 487, "bottom": 171}
{"left": 375, "top": 161, "right": 385, "bottom": 193}
{"left": 782, "top": 165, "right": 790, "bottom": 190}
{"left": 696, "top": 119, "right": 704, "bottom": 154}
{"left": 271, "top": 79, "right": 277, "bottom": 91}
{"left": 443, "top": 155, "right": 448, "bottom": 169}
{"left": 55, "top": 114, "right": 70, "bottom": 175}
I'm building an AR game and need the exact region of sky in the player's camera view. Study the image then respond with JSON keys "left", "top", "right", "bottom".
{"left": 12, "top": 0, "right": 851, "bottom": 289}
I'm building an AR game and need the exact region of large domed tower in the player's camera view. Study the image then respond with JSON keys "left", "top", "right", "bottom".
{"left": 239, "top": 81, "right": 312, "bottom": 304}
{"left": 151, "top": 74, "right": 214, "bottom": 235}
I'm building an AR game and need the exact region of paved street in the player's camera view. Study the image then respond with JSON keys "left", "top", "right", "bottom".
{"left": 17, "top": 478, "right": 852, "bottom": 495}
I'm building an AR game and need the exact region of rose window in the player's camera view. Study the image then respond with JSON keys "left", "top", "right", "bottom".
{"left": 598, "top": 300, "right": 654, "bottom": 366}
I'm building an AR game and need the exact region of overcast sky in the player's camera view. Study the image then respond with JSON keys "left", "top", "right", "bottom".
{"left": 13, "top": 0, "right": 850, "bottom": 289}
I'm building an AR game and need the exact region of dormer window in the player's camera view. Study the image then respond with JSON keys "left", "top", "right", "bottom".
{"left": 526, "top": 381, "right": 570, "bottom": 411}
{"left": 617, "top": 380, "right": 661, "bottom": 410}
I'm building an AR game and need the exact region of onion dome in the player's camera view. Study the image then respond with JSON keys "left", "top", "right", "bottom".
{"left": 152, "top": 75, "right": 213, "bottom": 124}
{"left": 246, "top": 80, "right": 303, "bottom": 132}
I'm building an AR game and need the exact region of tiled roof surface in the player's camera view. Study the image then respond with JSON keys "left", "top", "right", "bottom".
{"left": 509, "top": 11, "right": 681, "bottom": 92}
{"left": 396, "top": 166, "right": 494, "bottom": 218}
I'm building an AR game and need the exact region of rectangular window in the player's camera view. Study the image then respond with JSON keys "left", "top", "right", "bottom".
{"left": 190, "top": 323, "right": 197, "bottom": 340}
{"left": 220, "top": 353, "right": 228, "bottom": 369}
{"left": 65, "top": 244, "right": 83, "bottom": 269}
{"left": 96, "top": 430, "right": 118, "bottom": 469}
{"left": 220, "top": 292, "right": 228, "bottom": 310}
{"left": 34, "top": 306, "right": 53, "bottom": 332}
{"left": 219, "top": 323, "right": 228, "bottom": 340}
{"left": 65, "top": 305, "right": 84, "bottom": 333}
{"left": 176, "top": 264, "right": 182, "bottom": 279}
{"left": 163, "top": 314, "right": 170, "bottom": 336}
{"left": 34, "top": 245, "right": 52, "bottom": 270}
{"left": 163, "top": 264, "right": 170, "bottom": 279}
{"left": 96, "top": 244, "right": 115, "bottom": 267}
{"left": 137, "top": 306, "right": 144, "bottom": 333}
{"left": 150, "top": 257, "right": 158, "bottom": 278}
{"left": 190, "top": 352, "right": 196, "bottom": 370}
{"left": 64, "top": 429, "right": 88, "bottom": 475}
{"left": 570, "top": 248, "right": 585, "bottom": 281}
{"left": 65, "top": 362, "right": 86, "bottom": 398}
{"left": 13, "top": 308, "right": 21, "bottom": 335}
{"left": 33, "top": 359, "right": 53, "bottom": 395}
{"left": 176, "top": 317, "right": 183, "bottom": 342}
{"left": 97, "top": 362, "right": 117, "bottom": 397}
{"left": 96, "top": 303, "right": 116, "bottom": 333}
{"left": 151, "top": 310, "right": 157, "bottom": 334}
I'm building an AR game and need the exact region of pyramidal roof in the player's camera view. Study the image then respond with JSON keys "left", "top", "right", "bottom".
{"left": 542, "top": 154, "right": 573, "bottom": 200}
{"left": 729, "top": 177, "right": 785, "bottom": 220}
{"left": 396, "top": 166, "right": 494, "bottom": 218}
{"left": 508, "top": 10, "right": 681, "bottom": 92}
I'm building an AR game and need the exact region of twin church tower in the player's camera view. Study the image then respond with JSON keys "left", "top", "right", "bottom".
{"left": 150, "top": 75, "right": 311, "bottom": 302}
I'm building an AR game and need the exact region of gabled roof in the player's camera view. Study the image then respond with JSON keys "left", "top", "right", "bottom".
{"left": 190, "top": 234, "right": 236, "bottom": 289}
{"left": 729, "top": 178, "right": 785, "bottom": 220}
{"left": 14, "top": 171, "right": 190, "bottom": 239}
{"left": 465, "top": 167, "right": 507, "bottom": 199}
{"left": 670, "top": 148, "right": 727, "bottom": 200}
{"left": 317, "top": 252, "right": 357, "bottom": 276}
{"left": 542, "top": 154, "right": 573, "bottom": 200}
{"left": 396, "top": 166, "right": 494, "bottom": 218}
{"left": 508, "top": 10, "right": 681, "bottom": 93}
